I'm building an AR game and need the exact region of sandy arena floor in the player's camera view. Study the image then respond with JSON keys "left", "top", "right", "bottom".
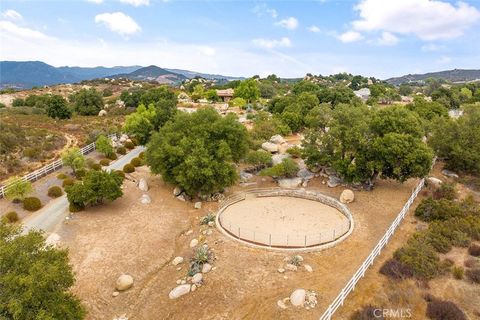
{"left": 220, "top": 195, "right": 349, "bottom": 246}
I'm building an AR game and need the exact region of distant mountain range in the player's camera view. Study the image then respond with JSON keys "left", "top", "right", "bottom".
{"left": 386, "top": 69, "right": 480, "bottom": 86}
{"left": 0, "top": 61, "right": 243, "bottom": 89}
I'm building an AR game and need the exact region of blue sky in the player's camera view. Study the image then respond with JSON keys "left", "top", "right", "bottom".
{"left": 1, "top": 0, "right": 479, "bottom": 78}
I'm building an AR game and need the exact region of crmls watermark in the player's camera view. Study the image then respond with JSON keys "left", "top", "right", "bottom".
{"left": 373, "top": 308, "right": 412, "bottom": 318}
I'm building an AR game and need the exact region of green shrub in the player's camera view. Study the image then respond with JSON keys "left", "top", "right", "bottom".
{"left": 107, "top": 152, "right": 117, "bottom": 160}
{"left": 62, "top": 178, "right": 75, "bottom": 188}
{"left": 244, "top": 150, "right": 272, "bottom": 167}
{"left": 379, "top": 258, "right": 414, "bottom": 280}
{"left": 69, "top": 202, "right": 84, "bottom": 213}
{"left": 433, "top": 183, "right": 457, "bottom": 200}
{"left": 124, "top": 141, "right": 135, "bottom": 149}
{"left": 200, "top": 213, "right": 215, "bottom": 225}
{"left": 4, "top": 211, "right": 19, "bottom": 223}
{"left": 466, "top": 268, "right": 480, "bottom": 283}
{"left": 89, "top": 163, "right": 101, "bottom": 171}
{"left": 130, "top": 137, "right": 139, "bottom": 146}
{"left": 123, "top": 163, "right": 135, "bottom": 173}
{"left": 130, "top": 157, "right": 142, "bottom": 167}
{"left": 56, "top": 173, "right": 68, "bottom": 179}
{"left": 414, "top": 197, "right": 462, "bottom": 222}
{"left": 138, "top": 151, "right": 145, "bottom": 159}
{"left": 468, "top": 244, "right": 480, "bottom": 257}
{"left": 47, "top": 186, "right": 63, "bottom": 198}
{"left": 114, "top": 170, "right": 125, "bottom": 179}
{"left": 452, "top": 266, "right": 464, "bottom": 279}
{"left": 99, "top": 159, "right": 111, "bottom": 166}
{"left": 188, "top": 245, "right": 213, "bottom": 276}
{"left": 116, "top": 146, "right": 127, "bottom": 155}
{"left": 394, "top": 237, "right": 441, "bottom": 279}
{"left": 260, "top": 158, "right": 299, "bottom": 178}
{"left": 23, "top": 197, "right": 42, "bottom": 211}
{"left": 286, "top": 146, "right": 302, "bottom": 158}
{"left": 75, "top": 168, "right": 86, "bottom": 179}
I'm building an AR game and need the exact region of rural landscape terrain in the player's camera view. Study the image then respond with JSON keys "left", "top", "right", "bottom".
{"left": 1, "top": 0, "right": 480, "bottom": 319}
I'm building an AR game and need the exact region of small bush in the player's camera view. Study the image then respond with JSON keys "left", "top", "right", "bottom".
{"left": 260, "top": 158, "right": 298, "bottom": 178}
{"left": 200, "top": 213, "right": 215, "bottom": 225}
{"left": 75, "top": 169, "right": 86, "bottom": 179}
{"left": 286, "top": 146, "right": 302, "bottom": 158}
{"left": 62, "top": 178, "right": 75, "bottom": 188}
{"left": 99, "top": 159, "right": 111, "bottom": 166}
{"left": 5, "top": 211, "right": 19, "bottom": 223}
{"left": 426, "top": 297, "right": 466, "bottom": 320}
{"left": 23, "top": 197, "right": 42, "bottom": 211}
{"left": 117, "top": 146, "right": 127, "bottom": 155}
{"left": 433, "top": 183, "right": 457, "bottom": 200}
{"left": 414, "top": 197, "right": 462, "bottom": 222}
{"left": 466, "top": 268, "right": 480, "bottom": 283}
{"left": 394, "top": 237, "right": 441, "bottom": 279}
{"left": 90, "top": 163, "right": 101, "bottom": 171}
{"left": 379, "top": 258, "right": 414, "bottom": 280}
{"left": 47, "top": 186, "right": 63, "bottom": 198}
{"left": 130, "top": 157, "right": 142, "bottom": 167}
{"left": 452, "top": 266, "right": 464, "bottom": 279}
{"left": 138, "top": 151, "right": 145, "bottom": 159}
{"left": 124, "top": 141, "right": 135, "bottom": 149}
{"left": 114, "top": 170, "right": 125, "bottom": 179}
{"left": 188, "top": 245, "right": 213, "bottom": 276}
{"left": 56, "top": 173, "right": 68, "bottom": 179}
{"left": 464, "top": 258, "right": 479, "bottom": 269}
{"left": 244, "top": 150, "right": 272, "bottom": 166}
{"left": 468, "top": 244, "right": 480, "bottom": 257}
{"left": 107, "top": 152, "right": 117, "bottom": 160}
{"left": 289, "top": 255, "right": 302, "bottom": 267}
{"left": 69, "top": 202, "right": 84, "bottom": 213}
{"left": 123, "top": 163, "right": 135, "bottom": 173}
{"left": 350, "top": 305, "right": 384, "bottom": 320}
{"left": 130, "top": 137, "right": 139, "bottom": 146}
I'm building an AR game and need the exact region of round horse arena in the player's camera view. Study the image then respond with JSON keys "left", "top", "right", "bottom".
{"left": 216, "top": 189, "right": 354, "bottom": 252}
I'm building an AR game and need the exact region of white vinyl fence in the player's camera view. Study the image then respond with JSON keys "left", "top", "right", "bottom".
{"left": 0, "top": 134, "right": 117, "bottom": 198}
{"left": 319, "top": 178, "right": 425, "bottom": 320}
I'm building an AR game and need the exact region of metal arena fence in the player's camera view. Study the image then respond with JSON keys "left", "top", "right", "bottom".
{"left": 0, "top": 134, "right": 117, "bottom": 198}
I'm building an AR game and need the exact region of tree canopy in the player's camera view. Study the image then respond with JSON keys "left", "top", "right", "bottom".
{"left": 46, "top": 95, "right": 72, "bottom": 120}
{"left": 72, "top": 88, "right": 104, "bottom": 116}
{"left": 0, "top": 222, "right": 86, "bottom": 319}
{"left": 234, "top": 79, "right": 260, "bottom": 102}
{"left": 61, "top": 147, "right": 86, "bottom": 174}
{"left": 4, "top": 177, "right": 32, "bottom": 201}
{"left": 123, "top": 104, "right": 156, "bottom": 144}
{"left": 95, "top": 135, "right": 114, "bottom": 158}
{"left": 145, "top": 107, "right": 249, "bottom": 196}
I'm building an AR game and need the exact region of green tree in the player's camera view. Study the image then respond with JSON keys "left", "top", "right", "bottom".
{"left": 61, "top": 147, "right": 86, "bottom": 175}
{"left": 0, "top": 222, "right": 86, "bottom": 319}
{"left": 46, "top": 95, "right": 72, "bottom": 119}
{"left": 191, "top": 84, "right": 205, "bottom": 102}
{"left": 228, "top": 97, "right": 247, "bottom": 108}
{"left": 399, "top": 84, "right": 413, "bottom": 96}
{"left": 205, "top": 89, "right": 219, "bottom": 102}
{"left": 95, "top": 135, "right": 114, "bottom": 158}
{"left": 260, "top": 158, "right": 299, "bottom": 178}
{"left": 123, "top": 104, "right": 156, "bottom": 144}
{"left": 145, "top": 108, "right": 249, "bottom": 196}
{"left": 370, "top": 105, "right": 424, "bottom": 138}
{"left": 120, "top": 88, "right": 145, "bottom": 108}
{"left": 4, "top": 177, "right": 32, "bottom": 201}
{"left": 234, "top": 79, "right": 260, "bottom": 102}
{"left": 66, "top": 170, "right": 123, "bottom": 208}
{"left": 406, "top": 96, "right": 448, "bottom": 121}
{"left": 72, "top": 88, "right": 103, "bottom": 115}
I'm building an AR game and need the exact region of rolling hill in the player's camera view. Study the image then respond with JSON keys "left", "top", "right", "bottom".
{"left": 113, "top": 65, "right": 186, "bottom": 84}
{"left": 386, "top": 69, "right": 480, "bottom": 86}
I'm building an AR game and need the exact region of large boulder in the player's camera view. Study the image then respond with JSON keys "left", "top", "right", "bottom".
{"left": 442, "top": 169, "right": 459, "bottom": 179}
{"left": 115, "top": 274, "right": 134, "bottom": 291}
{"left": 270, "top": 134, "right": 286, "bottom": 144}
{"left": 340, "top": 189, "right": 355, "bottom": 204}
{"left": 261, "top": 142, "right": 279, "bottom": 153}
{"left": 202, "top": 263, "right": 212, "bottom": 273}
{"left": 427, "top": 177, "right": 443, "bottom": 188}
{"left": 140, "top": 194, "right": 151, "bottom": 204}
{"left": 327, "top": 176, "right": 342, "bottom": 188}
{"left": 278, "top": 177, "right": 302, "bottom": 188}
{"left": 290, "top": 289, "right": 306, "bottom": 307}
{"left": 173, "top": 187, "right": 182, "bottom": 196}
{"left": 240, "top": 171, "right": 253, "bottom": 182}
{"left": 272, "top": 154, "right": 290, "bottom": 166}
{"left": 169, "top": 284, "right": 191, "bottom": 299}
{"left": 138, "top": 178, "right": 148, "bottom": 192}
{"left": 297, "top": 168, "right": 314, "bottom": 181}
{"left": 98, "top": 109, "right": 107, "bottom": 117}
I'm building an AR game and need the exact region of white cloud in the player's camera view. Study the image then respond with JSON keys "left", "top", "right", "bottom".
{"left": 252, "top": 4, "right": 278, "bottom": 18}
{"left": 199, "top": 46, "right": 215, "bottom": 56}
{"left": 308, "top": 25, "right": 321, "bottom": 33}
{"left": 252, "top": 37, "right": 292, "bottom": 49}
{"left": 275, "top": 17, "right": 298, "bottom": 30}
{"left": 421, "top": 43, "right": 444, "bottom": 52}
{"left": 119, "top": 0, "right": 150, "bottom": 7}
{"left": 0, "top": 20, "right": 51, "bottom": 40}
{"left": 86, "top": 0, "right": 104, "bottom": 4}
{"left": 351, "top": 0, "right": 480, "bottom": 40}
{"left": 2, "top": 9, "right": 22, "bottom": 20}
{"left": 95, "top": 12, "right": 141, "bottom": 36}
{"left": 338, "top": 31, "right": 364, "bottom": 43}
{"left": 376, "top": 31, "right": 398, "bottom": 46}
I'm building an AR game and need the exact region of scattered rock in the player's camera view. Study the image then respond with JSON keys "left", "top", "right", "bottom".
{"left": 169, "top": 284, "right": 191, "bottom": 299}
{"left": 115, "top": 274, "right": 134, "bottom": 291}
{"left": 442, "top": 169, "right": 459, "bottom": 179}
{"left": 272, "top": 154, "right": 290, "bottom": 166}
{"left": 176, "top": 267, "right": 182, "bottom": 271}
{"left": 191, "top": 284, "right": 197, "bottom": 292}
{"left": 206, "top": 229, "right": 213, "bottom": 235}
{"left": 240, "top": 171, "right": 253, "bottom": 182}
{"left": 140, "top": 194, "right": 151, "bottom": 204}
{"left": 270, "top": 134, "right": 286, "bottom": 144}
{"left": 194, "top": 202, "right": 202, "bottom": 209}
{"left": 172, "top": 256, "right": 184, "bottom": 266}
{"left": 294, "top": 255, "right": 304, "bottom": 262}
{"left": 285, "top": 264, "right": 298, "bottom": 271}
{"left": 327, "top": 176, "right": 342, "bottom": 188}
{"left": 208, "top": 221, "right": 215, "bottom": 227}
{"left": 278, "top": 177, "right": 302, "bottom": 189}
{"left": 176, "top": 279, "right": 181, "bottom": 285}
{"left": 297, "top": 168, "right": 314, "bottom": 180}
{"left": 176, "top": 194, "right": 186, "bottom": 202}
{"left": 185, "top": 229, "right": 193, "bottom": 236}
{"left": 191, "top": 273, "right": 203, "bottom": 284}
{"left": 304, "top": 264, "right": 313, "bottom": 272}
{"left": 113, "top": 314, "right": 128, "bottom": 320}
{"left": 138, "top": 178, "right": 148, "bottom": 191}
{"left": 98, "top": 109, "right": 107, "bottom": 117}
{"left": 278, "top": 268, "right": 285, "bottom": 273}
{"left": 202, "top": 263, "right": 212, "bottom": 273}
{"left": 173, "top": 187, "right": 182, "bottom": 196}
{"left": 290, "top": 289, "right": 306, "bottom": 307}
{"left": 302, "top": 180, "right": 308, "bottom": 187}
{"left": 261, "top": 142, "right": 279, "bottom": 153}
{"left": 112, "top": 291, "right": 119, "bottom": 297}
{"left": 277, "top": 300, "right": 288, "bottom": 309}
{"left": 427, "top": 177, "right": 443, "bottom": 188}
{"left": 181, "top": 279, "right": 186, "bottom": 284}
{"left": 339, "top": 189, "right": 355, "bottom": 204}
{"left": 190, "top": 239, "right": 199, "bottom": 248}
